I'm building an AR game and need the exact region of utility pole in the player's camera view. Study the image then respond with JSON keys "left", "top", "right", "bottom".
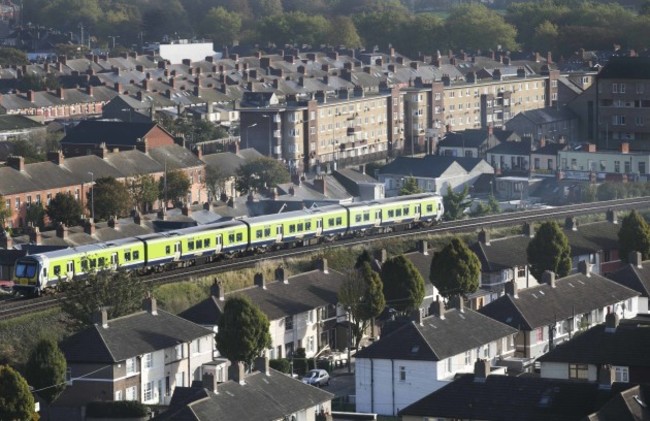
{"left": 88, "top": 172, "right": 94, "bottom": 221}
{"left": 108, "top": 35, "right": 120, "bottom": 50}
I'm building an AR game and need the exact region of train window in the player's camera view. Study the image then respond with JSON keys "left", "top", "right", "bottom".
{"left": 133, "top": 251, "right": 140, "bottom": 259}
{"left": 305, "top": 222, "right": 311, "bottom": 230}
{"left": 355, "top": 215, "right": 362, "bottom": 223}
{"left": 363, "top": 213, "right": 370, "bottom": 221}
{"left": 396, "top": 209, "right": 402, "bottom": 217}
{"left": 205, "top": 239, "right": 211, "bottom": 247}
{"left": 297, "top": 223, "right": 303, "bottom": 231}
{"left": 427, "top": 204, "right": 433, "bottom": 212}
{"left": 228, "top": 234, "right": 235, "bottom": 242}
{"left": 438, "top": 203, "right": 442, "bottom": 210}
{"left": 336, "top": 217, "right": 342, "bottom": 225}
{"left": 54, "top": 266, "right": 61, "bottom": 275}
{"left": 199, "top": 240, "right": 205, "bottom": 248}
{"left": 166, "top": 245, "right": 171, "bottom": 254}
{"left": 90, "top": 259, "right": 97, "bottom": 269}
{"left": 81, "top": 260, "right": 88, "bottom": 270}
{"left": 328, "top": 218, "right": 335, "bottom": 225}
{"left": 236, "top": 233, "right": 243, "bottom": 241}
{"left": 289, "top": 225, "right": 296, "bottom": 233}
{"left": 110, "top": 254, "right": 117, "bottom": 265}
{"left": 256, "top": 230, "right": 263, "bottom": 239}
{"left": 125, "top": 252, "right": 131, "bottom": 261}
{"left": 264, "top": 228, "right": 271, "bottom": 236}
{"left": 404, "top": 207, "right": 409, "bottom": 215}
{"left": 188, "top": 241, "right": 195, "bottom": 251}
{"left": 388, "top": 210, "right": 394, "bottom": 217}
{"left": 98, "top": 258, "right": 106, "bottom": 267}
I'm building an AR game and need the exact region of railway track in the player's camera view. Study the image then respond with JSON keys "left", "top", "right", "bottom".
{"left": 2, "top": 196, "right": 650, "bottom": 320}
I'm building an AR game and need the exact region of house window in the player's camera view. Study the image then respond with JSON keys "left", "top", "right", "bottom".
{"left": 464, "top": 351, "right": 471, "bottom": 365}
{"left": 639, "top": 162, "right": 646, "bottom": 175}
{"left": 126, "top": 357, "right": 136, "bottom": 375}
{"left": 125, "top": 386, "right": 137, "bottom": 401}
{"left": 307, "top": 336, "right": 315, "bottom": 353}
{"left": 144, "top": 353, "right": 153, "bottom": 369}
{"left": 536, "top": 327, "right": 544, "bottom": 343}
{"left": 285, "top": 316, "right": 293, "bottom": 330}
{"left": 569, "top": 363, "right": 589, "bottom": 380}
{"left": 447, "top": 357, "right": 453, "bottom": 373}
{"left": 614, "top": 366, "right": 629, "bottom": 383}
{"left": 175, "top": 344, "right": 183, "bottom": 359}
{"left": 615, "top": 161, "right": 621, "bottom": 173}
{"left": 192, "top": 339, "right": 201, "bottom": 354}
{"left": 143, "top": 381, "right": 154, "bottom": 402}
{"left": 399, "top": 366, "right": 406, "bottom": 382}
{"left": 517, "top": 266, "right": 526, "bottom": 277}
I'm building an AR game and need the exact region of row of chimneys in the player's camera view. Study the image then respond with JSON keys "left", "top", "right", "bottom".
{"left": 412, "top": 295, "right": 464, "bottom": 325}
{"left": 505, "top": 262, "right": 592, "bottom": 298}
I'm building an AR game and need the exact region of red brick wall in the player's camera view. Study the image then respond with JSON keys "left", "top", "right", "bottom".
{"left": 143, "top": 126, "right": 175, "bottom": 150}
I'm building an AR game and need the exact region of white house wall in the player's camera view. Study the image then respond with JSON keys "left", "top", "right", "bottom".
{"left": 540, "top": 361, "right": 598, "bottom": 381}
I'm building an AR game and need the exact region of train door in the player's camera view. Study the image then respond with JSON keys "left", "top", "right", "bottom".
{"left": 276, "top": 225, "right": 284, "bottom": 242}
{"left": 415, "top": 204, "right": 421, "bottom": 221}
{"left": 66, "top": 261, "right": 74, "bottom": 280}
{"left": 215, "top": 235, "right": 223, "bottom": 253}
{"left": 173, "top": 242, "right": 182, "bottom": 261}
{"left": 375, "top": 210, "right": 382, "bottom": 226}
{"left": 316, "top": 219, "right": 323, "bottom": 236}
{"left": 110, "top": 253, "right": 119, "bottom": 270}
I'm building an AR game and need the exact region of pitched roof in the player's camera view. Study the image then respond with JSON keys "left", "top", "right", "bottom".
{"left": 586, "top": 384, "right": 650, "bottom": 421}
{"left": 439, "top": 129, "right": 516, "bottom": 149}
{"left": 379, "top": 155, "right": 485, "bottom": 178}
{"left": 598, "top": 57, "right": 650, "bottom": 80}
{"left": 487, "top": 139, "right": 532, "bottom": 156}
{"left": 200, "top": 149, "right": 264, "bottom": 177}
{"left": 155, "top": 369, "right": 333, "bottom": 421}
{"left": 60, "top": 120, "right": 160, "bottom": 146}
{"left": 61, "top": 308, "right": 213, "bottom": 363}
{"left": 398, "top": 373, "right": 630, "bottom": 421}
{"left": 180, "top": 268, "right": 345, "bottom": 324}
{"left": 479, "top": 272, "right": 639, "bottom": 331}
{"left": 355, "top": 309, "right": 516, "bottom": 361}
{"left": 537, "top": 315, "right": 650, "bottom": 366}
{"left": 608, "top": 261, "right": 650, "bottom": 298}
{"left": 470, "top": 235, "right": 531, "bottom": 272}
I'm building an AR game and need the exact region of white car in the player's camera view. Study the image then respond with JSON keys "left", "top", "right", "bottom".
{"left": 302, "top": 369, "right": 330, "bottom": 387}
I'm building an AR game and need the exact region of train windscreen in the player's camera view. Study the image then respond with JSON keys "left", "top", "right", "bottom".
{"left": 15, "top": 261, "right": 37, "bottom": 278}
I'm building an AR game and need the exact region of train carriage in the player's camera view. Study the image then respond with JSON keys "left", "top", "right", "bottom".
{"left": 372, "top": 194, "right": 443, "bottom": 227}
{"left": 345, "top": 202, "right": 382, "bottom": 233}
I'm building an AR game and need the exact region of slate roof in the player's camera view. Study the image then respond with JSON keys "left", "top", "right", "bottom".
{"left": 148, "top": 144, "right": 204, "bottom": 170}
{"left": 61, "top": 308, "right": 213, "bottom": 363}
{"left": 487, "top": 139, "right": 532, "bottom": 156}
{"left": 60, "top": 120, "right": 160, "bottom": 146}
{"left": 180, "top": 268, "right": 345, "bottom": 324}
{"left": 398, "top": 373, "right": 631, "bottom": 421}
{"left": 154, "top": 369, "right": 333, "bottom": 421}
{"left": 598, "top": 57, "right": 650, "bottom": 79}
{"left": 0, "top": 115, "right": 45, "bottom": 131}
{"left": 479, "top": 272, "right": 639, "bottom": 331}
{"left": 608, "top": 261, "right": 650, "bottom": 298}
{"left": 533, "top": 142, "right": 569, "bottom": 156}
{"left": 563, "top": 221, "right": 620, "bottom": 256}
{"left": 586, "top": 384, "right": 650, "bottom": 420}
{"left": 355, "top": 309, "right": 516, "bottom": 361}
{"left": 515, "top": 107, "right": 577, "bottom": 125}
{"left": 439, "top": 129, "right": 516, "bottom": 149}
{"left": 379, "top": 155, "right": 485, "bottom": 178}
{"left": 537, "top": 315, "right": 650, "bottom": 366}
{"left": 470, "top": 235, "right": 531, "bottom": 272}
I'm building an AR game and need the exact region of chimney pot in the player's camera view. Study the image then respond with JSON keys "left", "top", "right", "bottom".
{"left": 505, "top": 280, "right": 518, "bottom": 298}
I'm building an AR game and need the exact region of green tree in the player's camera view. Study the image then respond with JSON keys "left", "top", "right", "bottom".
{"left": 0, "top": 47, "right": 29, "bottom": 66}
{"left": 59, "top": 270, "right": 148, "bottom": 330}
{"left": 0, "top": 194, "right": 11, "bottom": 228}
{"left": 443, "top": 185, "right": 470, "bottom": 221}
{"left": 25, "top": 202, "right": 45, "bottom": 229}
{"left": 338, "top": 263, "right": 385, "bottom": 348}
{"left": 216, "top": 296, "right": 272, "bottom": 366}
{"left": 430, "top": 237, "right": 480, "bottom": 298}
{"left": 47, "top": 192, "right": 82, "bottom": 226}
{"left": 380, "top": 255, "right": 425, "bottom": 315}
{"left": 160, "top": 169, "right": 191, "bottom": 207}
{"left": 10, "top": 139, "right": 43, "bottom": 163}
{"left": 618, "top": 210, "right": 650, "bottom": 262}
{"left": 597, "top": 182, "right": 627, "bottom": 201}
{"left": 235, "top": 157, "right": 290, "bottom": 194}
{"left": 90, "top": 177, "right": 131, "bottom": 220}
{"left": 0, "top": 365, "right": 36, "bottom": 421}
{"left": 324, "top": 16, "right": 362, "bottom": 48}
{"left": 128, "top": 174, "right": 159, "bottom": 213}
{"left": 355, "top": 249, "right": 374, "bottom": 269}
{"left": 200, "top": 7, "right": 242, "bottom": 45}
{"left": 531, "top": 20, "right": 560, "bottom": 54}
{"left": 24, "top": 338, "right": 67, "bottom": 403}
{"left": 205, "top": 166, "right": 228, "bottom": 202}
{"left": 399, "top": 176, "right": 423, "bottom": 196}
{"left": 443, "top": 4, "right": 518, "bottom": 52}
{"left": 526, "top": 221, "right": 572, "bottom": 280}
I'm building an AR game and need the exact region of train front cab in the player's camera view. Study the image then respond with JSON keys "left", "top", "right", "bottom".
{"left": 13, "top": 256, "right": 46, "bottom": 296}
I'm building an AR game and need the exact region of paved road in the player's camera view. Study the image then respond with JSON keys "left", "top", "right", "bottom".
{"left": 325, "top": 361, "right": 356, "bottom": 398}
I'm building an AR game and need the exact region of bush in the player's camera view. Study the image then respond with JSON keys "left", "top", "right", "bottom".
{"left": 269, "top": 358, "right": 291, "bottom": 373}
{"left": 86, "top": 401, "right": 149, "bottom": 417}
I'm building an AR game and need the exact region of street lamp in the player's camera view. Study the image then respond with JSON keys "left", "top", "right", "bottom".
{"left": 88, "top": 172, "right": 94, "bottom": 221}
{"left": 245, "top": 123, "right": 257, "bottom": 149}
{"left": 262, "top": 114, "right": 272, "bottom": 158}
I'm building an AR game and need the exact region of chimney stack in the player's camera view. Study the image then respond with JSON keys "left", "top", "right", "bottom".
{"left": 598, "top": 365, "right": 615, "bottom": 389}
{"left": 432, "top": 296, "right": 445, "bottom": 319}
{"left": 478, "top": 229, "right": 490, "bottom": 245}
{"left": 254, "top": 356, "right": 270, "bottom": 375}
{"left": 411, "top": 308, "right": 423, "bottom": 326}
{"left": 317, "top": 258, "right": 329, "bottom": 274}
{"left": 417, "top": 240, "right": 428, "bottom": 255}
{"left": 93, "top": 307, "right": 108, "bottom": 328}
{"left": 56, "top": 223, "right": 68, "bottom": 239}
{"left": 108, "top": 217, "right": 120, "bottom": 230}
{"left": 621, "top": 142, "right": 629, "bottom": 154}
{"left": 578, "top": 260, "right": 591, "bottom": 276}
{"left": 449, "top": 295, "right": 464, "bottom": 312}
{"left": 564, "top": 217, "right": 577, "bottom": 231}
{"left": 143, "top": 295, "right": 158, "bottom": 315}
{"left": 542, "top": 270, "right": 556, "bottom": 288}
{"left": 30, "top": 226, "right": 42, "bottom": 244}
{"left": 474, "top": 359, "right": 490, "bottom": 382}
{"left": 605, "top": 312, "right": 619, "bottom": 332}
{"left": 0, "top": 230, "right": 12, "bottom": 249}
{"left": 211, "top": 279, "right": 225, "bottom": 301}
{"left": 182, "top": 205, "right": 191, "bottom": 216}
{"left": 254, "top": 272, "right": 266, "bottom": 289}
{"left": 202, "top": 372, "right": 218, "bottom": 394}
{"left": 505, "top": 280, "right": 518, "bottom": 298}
{"left": 629, "top": 251, "right": 643, "bottom": 268}
{"left": 374, "top": 249, "right": 387, "bottom": 265}
{"left": 523, "top": 222, "right": 534, "bottom": 237}
{"left": 606, "top": 209, "right": 617, "bottom": 224}
{"left": 7, "top": 156, "right": 25, "bottom": 172}
{"left": 84, "top": 219, "right": 96, "bottom": 236}
{"left": 229, "top": 361, "right": 246, "bottom": 384}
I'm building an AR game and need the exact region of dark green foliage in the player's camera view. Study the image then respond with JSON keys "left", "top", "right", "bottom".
{"left": 0, "top": 365, "right": 36, "bottom": 421}
{"left": 527, "top": 221, "right": 572, "bottom": 280}
{"left": 380, "top": 255, "right": 425, "bottom": 315}
{"left": 269, "top": 358, "right": 291, "bottom": 373}
{"left": 355, "top": 249, "right": 373, "bottom": 269}
{"left": 159, "top": 169, "right": 191, "bottom": 207}
{"left": 24, "top": 338, "right": 67, "bottom": 403}
{"left": 47, "top": 192, "right": 82, "bottom": 226}
{"left": 25, "top": 202, "right": 45, "bottom": 229}
{"left": 86, "top": 401, "right": 149, "bottom": 417}
{"left": 399, "top": 177, "right": 423, "bottom": 196}
{"left": 618, "top": 210, "right": 650, "bottom": 262}
{"left": 443, "top": 185, "right": 471, "bottom": 221}
{"left": 0, "top": 194, "right": 11, "bottom": 228}
{"left": 90, "top": 176, "right": 131, "bottom": 221}
{"left": 597, "top": 182, "right": 627, "bottom": 200}
{"left": 216, "top": 296, "right": 271, "bottom": 365}
{"left": 127, "top": 174, "right": 159, "bottom": 213}
{"left": 10, "top": 139, "right": 43, "bottom": 163}
{"left": 235, "top": 157, "right": 290, "bottom": 194}
{"left": 0, "top": 47, "right": 28, "bottom": 66}
{"left": 292, "top": 347, "right": 308, "bottom": 375}
{"left": 59, "top": 270, "right": 148, "bottom": 330}
{"left": 430, "top": 237, "right": 481, "bottom": 298}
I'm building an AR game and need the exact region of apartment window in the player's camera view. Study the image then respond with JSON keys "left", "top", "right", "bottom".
{"left": 548, "top": 159, "right": 554, "bottom": 170}
{"left": 15, "top": 198, "right": 20, "bottom": 209}
{"left": 126, "top": 357, "right": 137, "bottom": 375}
{"left": 534, "top": 158, "right": 540, "bottom": 169}
{"left": 615, "top": 161, "right": 621, "bottom": 173}
{"left": 142, "top": 352, "right": 153, "bottom": 369}
{"left": 636, "top": 116, "right": 645, "bottom": 126}
{"left": 285, "top": 316, "right": 293, "bottom": 330}
{"left": 612, "top": 83, "right": 618, "bottom": 93}
{"left": 143, "top": 381, "right": 153, "bottom": 402}
{"left": 568, "top": 363, "right": 589, "bottom": 380}
{"left": 517, "top": 266, "right": 526, "bottom": 277}
{"left": 307, "top": 336, "right": 315, "bottom": 353}
{"left": 399, "top": 366, "right": 406, "bottom": 381}
{"left": 625, "top": 161, "right": 631, "bottom": 173}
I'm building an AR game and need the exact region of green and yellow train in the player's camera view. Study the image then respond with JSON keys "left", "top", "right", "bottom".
{"left": 13, "top": 193, "right": 443, "bottom": 296}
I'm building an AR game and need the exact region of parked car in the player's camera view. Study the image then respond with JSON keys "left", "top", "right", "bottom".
{"left": 302, "top": 369, "right": 330, "bottom": 387}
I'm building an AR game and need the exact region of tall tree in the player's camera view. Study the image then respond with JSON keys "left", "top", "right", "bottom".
{"left": 25, "top": 202, "right": 45, "bottom": 229}
{"left": 128, "top": 174, "right": 159, "bottom": 213}
{"left": 380, "top": 255, "right": 425, "bottom": 315}
{"left": 216, "top": 296, "right": 272, "bottom": 366}
{"left": 399, "top": 176, "right": 423, "bottom": 196}
{"left": 443, "top": 4, "right": 518, "bottom": 51}
{"left": 430, "top": 237, "right": 480, "bottom": 298}
{"left": 235, "top": 157, "right": 290, "bottom": 194}
{"left": 338, "top": 263, "right": 385, "bottom": 348}
{"left": 527, "top": 221, "right": 572, "bottom": 280}
{"left": 59, "top": 270, "right": 148, "bottom": 330}
{"left": 24, "top": 338, "right": 67, "bottom": 404}
{"left": 0, "top": 365, "right": 36, "bottom": 421}
{"left": 205, "top": 166, "right": 228, "bottom": 202}
{"left": 199, "top": 7, "right": 242, "bottom": 45}
{"left": 618, "top": 210, "right": 650, "bottom": 262}
{"left": 159, "top": 169, "right": 191, "bottom": 207}
{"left": 90, "top": 177, "right": 131, "bottom": 221}
{"left": 442, "top": 185, "right": 470, "bottom": 221}
{"left": 324, "top": 16, "right": 363, "bottom": 48}
{"left": 47, "top": 192, "right": 82, "bottom": 226}
{"left": 0, "top": 194, "right": 11, "bottom": 228}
